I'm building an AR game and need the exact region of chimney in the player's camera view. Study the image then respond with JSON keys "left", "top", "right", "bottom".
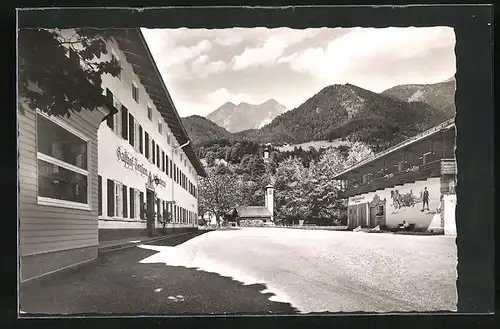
{"left": 265, "top": 184, "right": 274, "bottom": 222}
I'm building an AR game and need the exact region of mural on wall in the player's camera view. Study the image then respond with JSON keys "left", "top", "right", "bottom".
{"left": 384, "top": 177, "right": 441, "bottom": 229}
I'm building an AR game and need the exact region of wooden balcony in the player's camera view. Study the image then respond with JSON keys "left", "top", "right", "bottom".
{"left": 339, "top": 159, "right": 455, "bottom": 198}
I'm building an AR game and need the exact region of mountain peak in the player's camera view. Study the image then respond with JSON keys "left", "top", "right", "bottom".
{"left": 222, "top": 101, "right": 236, "bottom": 107}
{"left": 261, "top": 98, "right": 279, "bottom": 105}
{"left": 206, "top": 98, "right": 288, "bottom": 133}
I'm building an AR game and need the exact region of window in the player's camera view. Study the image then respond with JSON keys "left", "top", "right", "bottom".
{"left": 376, "top": 205, "right": 384, "bottom": 216}
{"left": 113, "top": 98, "right": 122, "bottom": 136}
{"left": 121, "top": 106, "right": 129, "bottom": 140}
{"left": 145, "top": 132, "right": 150, "bottom": 159}
{"left": 129, "top": 187, "right": 135, "bottom": 218}
{"left": 128, "top": 113, "right": 134, "bottom": 146}
{"left": 268, "top": 189, "right": 273, "bottom": 195}
{"left": 167, "top": 132, "right": 171, "bottom": 145}
{"left": 147, "top": 105, "right": 152, "bottom": 121}
{"left": 122, "top": 184, "right": 128, "bottom": 218}
{"left": 152, "top": 140, "right": 156, "bottom": 164}
{"left": 162, "top": 151, "right": 165, "bottom": 172}
{"left": 36, "top": 113, "right": 89, "bottom": 209}
{"left": 98, "top": 175, "right": 102, "bottom": 215}
{"left": 169, "top": 159, "right": 173, "bottom": 178}
{"left": 133, "top": 120, "right": 140, "bottom": 151}
{"left": 139, "top": 191, "right": 144, "bottom": 219}
{"left": 156, "top": 144, "right": 160, "bottom": 168}
{"left": 135, "top": 189, "right": 141, "bottom": 220}
{"left": 132, "top": 83, "right": 139, "bottom": 103}
{"left": 115, "top": 182, "right": 123, "bottom": 217}
{"left": 423, "top": 152, "right": 433, "bottom": 164}
{"left": 158, "top": 120, "right": 162, "bottom": 134}
{"left": 138, "top": 125, "right": 143, "bottom": 154}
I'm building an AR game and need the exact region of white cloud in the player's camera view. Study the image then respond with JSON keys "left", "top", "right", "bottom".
{"left": 279, "top": 27, "right": 456, "bottom": 91}
{"left": 215, "top": 32, "right": 244, "bottom": 47}
{"left": 191, "top": 55, "right": 229, "bottom": 78}
{"left": 231, "top": 28, "right": 320, "bottom": 71}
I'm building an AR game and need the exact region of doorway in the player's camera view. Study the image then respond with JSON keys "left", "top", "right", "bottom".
{"left": 369, "top": 206, "right": 377, "bottom": 227}
{"left": 146, "top": 189, "right": 155, "bottom": 237}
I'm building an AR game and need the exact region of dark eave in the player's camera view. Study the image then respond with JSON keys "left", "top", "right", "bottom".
{"left": 332, "top": 118, "right": 456, "bottom": 180}
{"left": 110, "top": 28, "right": 207, "bottom": 177}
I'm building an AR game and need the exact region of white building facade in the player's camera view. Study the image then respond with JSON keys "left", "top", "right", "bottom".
{"left": 96, "top": 30, "right": 205, "bottom": 239}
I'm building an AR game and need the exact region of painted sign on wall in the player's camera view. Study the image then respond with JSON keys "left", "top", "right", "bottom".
{"left": 117, "top": 146, "right": 167, "bottom": 187}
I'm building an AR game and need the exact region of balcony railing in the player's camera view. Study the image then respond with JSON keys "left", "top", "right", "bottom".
{"left": 339, "top": 159, "right": 455, "bottom": 198}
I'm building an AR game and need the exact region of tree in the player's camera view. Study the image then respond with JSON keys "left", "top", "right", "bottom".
{"left": 205, "top": 151, "right": 216, "bottom": 167}
{"left": 198, "top": 167, "right": 241, "bottom": 228}
{"left": 19, "top": 28, "right": 121, "bottom": 117}
{"left": 274, "top": 157, "right": 309, "bottom": 224}
{"left": 345, "top": 142, "right": 374, "bottom": 167}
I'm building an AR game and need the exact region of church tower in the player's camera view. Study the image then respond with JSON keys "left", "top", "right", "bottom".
{"left": 265, "top": 184, "right": 274, "bottom": 222}
{"left": 263, "top": 143, "right": 271, "bottom": 163}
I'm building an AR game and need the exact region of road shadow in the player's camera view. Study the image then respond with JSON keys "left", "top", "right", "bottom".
{"left": 20, "top": 231, "right": 298, "bottom": 316}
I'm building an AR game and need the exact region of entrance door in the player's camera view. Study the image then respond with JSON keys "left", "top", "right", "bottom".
{"left": 146, "top": 189, "right": 155, "bottom": 237}
{"left": 369, "top": 206, "right": 377, "bottom": 227}
{"left": 359, "top": 204, "right": 367, "bottom": 227}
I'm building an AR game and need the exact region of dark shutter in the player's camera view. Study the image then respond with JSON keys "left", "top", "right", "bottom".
{"left": 106, "top": 89, "right": 114, "bottom": 129}
{"left": 98, "top": 175, "right": 102, "bottom": 216}
{"left": 152, "top": 140, "right": 156, "bottom": 164}
{"left": 140, "top": 191, "right": 144, "bottom": 219}
{"left": 130, "top": 187, "right": 135, "bottom": 218}
{"left": 121, "top": 106, "right": 128, "bottom": 140}
{"left": 128, "top": 114, "right": 134, "bottom": 147}
{"left": 156, "top": 145, "right": 160, "bottom": 167}
{"left": 107, "top": 179, "right": 114, "bottom": 217}
{"left": 139, "top": 125, "right": 143, "bottom": 154}
{"left": 145, "top": 132, "right": 149, "bottom": 159}
{"left": 162, "top": 151, "right": 165, "bottom": 172}
{"left": 122, "top": 184, "right": 128, "bottom": 218}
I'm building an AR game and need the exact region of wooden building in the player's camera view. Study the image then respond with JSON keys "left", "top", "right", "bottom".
{"left": 332, "top": 118, "right": 457, "bottom": 235}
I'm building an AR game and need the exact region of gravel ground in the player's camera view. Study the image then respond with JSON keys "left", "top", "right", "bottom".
{"left": 19, "top": 232, "right": 297, "bottom": 316}
{"left": 20, "top": 228, "right": 458, "bottom": 315}
{"left": 135, "top": 228, "right": 458, "bottom": 313}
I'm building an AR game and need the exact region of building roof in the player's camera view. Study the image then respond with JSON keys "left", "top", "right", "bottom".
{"left": 332, "top": 118, "right": 455, "bottom": 180}
{"left": 235, "top": 206, "right": 272, "bottom": 218}
{"left": 110, "top": 29, "right": 207, "bottom": 177}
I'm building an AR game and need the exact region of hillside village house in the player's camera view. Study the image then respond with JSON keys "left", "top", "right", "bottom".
{"left": 18, "top": 28, "right": 206, "bottom": 282}
{"left": 332, "top": 118, "right": 456, "bottom": 235}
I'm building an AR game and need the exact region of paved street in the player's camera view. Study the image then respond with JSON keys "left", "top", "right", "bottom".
{"left": 20, "top": 228, "right": 458, "bottom": 315}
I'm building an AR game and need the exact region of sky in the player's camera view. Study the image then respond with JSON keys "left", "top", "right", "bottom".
{"left": 141, "top": 27, "right": 456, "bottom": 118}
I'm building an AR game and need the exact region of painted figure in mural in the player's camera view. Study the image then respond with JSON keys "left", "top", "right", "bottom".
{"left": 421, "top": 187, "right": 430, "bottom": 211}
{"left": 391, "top": 189, "right": 419, "bottom": 209}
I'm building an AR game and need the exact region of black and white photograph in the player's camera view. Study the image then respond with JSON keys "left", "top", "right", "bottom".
{"left": 15, "top": 6, "right": 493, "bottom": 318}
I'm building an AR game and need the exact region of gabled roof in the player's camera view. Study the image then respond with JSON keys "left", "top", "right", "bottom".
{"left": 235, "top": 206, "right": 271, "bottom": 218}
{"left": 332, "top": 118, "right": 455, "bottom": 180}
{"left": 110, "top": 28, "right": 206, "bottom": 177}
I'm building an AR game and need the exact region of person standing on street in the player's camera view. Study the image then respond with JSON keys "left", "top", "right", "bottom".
{"left": 421, "top": 187, "right": 430, "bottom": 211}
